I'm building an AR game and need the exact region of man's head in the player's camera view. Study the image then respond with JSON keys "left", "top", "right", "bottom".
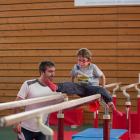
{"left": 76, "top": 48, "right": 91, "bottom": 69}
{"left": 39, "top": 60, "right": 55, "bottom": 81}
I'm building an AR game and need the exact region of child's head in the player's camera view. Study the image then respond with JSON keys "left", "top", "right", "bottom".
{"left": 77, "top": 48, "right": 91, "bottom": 60}
{"left": 76, "top": 48, "right": 91, "bottom": 69}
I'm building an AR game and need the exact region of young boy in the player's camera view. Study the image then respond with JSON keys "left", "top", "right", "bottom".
{"left": 45, "top": 48, "right": 123, "bottom": 116}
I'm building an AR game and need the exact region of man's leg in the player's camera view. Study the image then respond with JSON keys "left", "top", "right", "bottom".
{"left": 17, "top": 127, "right": 35, "bottom": 140}
{"left": 35, "top": 132, "right": 46, "bottom": 140}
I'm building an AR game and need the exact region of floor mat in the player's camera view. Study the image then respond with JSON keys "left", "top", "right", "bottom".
{"left": 54, "top": 131, "right": 80, "bottom": 140}
{"left": 130, "top": 134, "right": 140, "bottom": 140}
{"left": 14, "top": 131, "right": 80, "bottom": 140}
{"left": 0, "top": 125, "right": 96, "bottom": 140}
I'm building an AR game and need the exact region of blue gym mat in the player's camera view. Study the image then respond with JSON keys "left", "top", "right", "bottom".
{"left": 72, "top": 128, "right": 128, "bottom": 139}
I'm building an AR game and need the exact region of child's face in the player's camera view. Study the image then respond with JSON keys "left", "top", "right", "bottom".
{"left": 77, "top": 56, "right": 91, "bottom": 69}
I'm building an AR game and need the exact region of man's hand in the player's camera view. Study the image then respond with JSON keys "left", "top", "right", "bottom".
{"left": 13, "top": 123, "right": 21, "bottom": 134}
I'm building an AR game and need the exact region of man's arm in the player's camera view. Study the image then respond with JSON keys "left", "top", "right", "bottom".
{"left": 101, "top": 74, "right": 105, "bottom": 88}
{"left": 13, "top": 96, "right": 24, "bottom": 134}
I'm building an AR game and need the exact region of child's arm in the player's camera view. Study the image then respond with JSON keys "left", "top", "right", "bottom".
{"left": 71, "top": 76, "right": 76, "bottom": 82}
{"left": 101, "top": 74, "right": 105, "bottom": 88}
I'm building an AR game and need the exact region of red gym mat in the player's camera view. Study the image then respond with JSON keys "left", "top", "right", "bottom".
{"left": 49, "top": 108, "right": 83, "bottom": 126}
{"left": 130, "top": 134, "right": 140, "bottom": 140}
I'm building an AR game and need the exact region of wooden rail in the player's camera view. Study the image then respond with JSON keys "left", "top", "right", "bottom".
{"left": 0, "top": 94, "right": 101, "bottom": 127}
{"left": 0, "top": 94, "right": 68, "bottom": 110}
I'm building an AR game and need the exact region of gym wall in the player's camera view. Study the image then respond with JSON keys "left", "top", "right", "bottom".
{"left": 0, "top": 0, "right": 140, "bottom": 124}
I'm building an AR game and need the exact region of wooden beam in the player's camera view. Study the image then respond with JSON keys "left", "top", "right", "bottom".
{"left": 0, "top": 94, "right": 101, "bottom": 127}
{"left": 0, "top": 94, "right": 68, "bottom": 110}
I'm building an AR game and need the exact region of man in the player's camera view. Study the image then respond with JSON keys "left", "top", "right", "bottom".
{"left": 13, "top": 60, "right": 64, "bottom": 140}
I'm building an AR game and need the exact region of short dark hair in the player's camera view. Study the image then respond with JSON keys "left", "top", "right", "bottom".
{"left": 39, "top": 60, "right": 55, "bottom": 75}
{"left": 76, "top": 48, "right": 91, "bottom": 60}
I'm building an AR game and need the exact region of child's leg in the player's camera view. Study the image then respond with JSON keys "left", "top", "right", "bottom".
{"left": 45, "top": 78, "right": 86, "bottom": 97}
{"left": 45, "top": 78, "right": 58, "bottom": 91}
{"left": 84, "top": 86, "right": 113, "bottom": 102}
{"left": 84, "top": 86, "right": 123, "bottom": 116}
{"left": 108, "top": 102, "right": 123, "bottom": 116}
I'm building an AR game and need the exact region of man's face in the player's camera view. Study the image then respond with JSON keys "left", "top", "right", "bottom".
{"left": 43, "top": 66, "right": 55, "bottom": 81}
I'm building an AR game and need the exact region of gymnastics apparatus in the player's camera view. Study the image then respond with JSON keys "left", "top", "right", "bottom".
{"left": 0, "top": 82, "right": 140, "bottom": 140}
{"left": 113, "top": 82, "right": 140, "bottom": 140}
{"left": 93, "top": 82, "right": 121, "bottom": 128}
{"left": 0, "top": 93, "right": 105, "bottom": 140}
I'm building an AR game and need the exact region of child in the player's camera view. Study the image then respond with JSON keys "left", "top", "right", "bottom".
{"left": 45, "top": 48, "right": 123, "bottom": 116}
